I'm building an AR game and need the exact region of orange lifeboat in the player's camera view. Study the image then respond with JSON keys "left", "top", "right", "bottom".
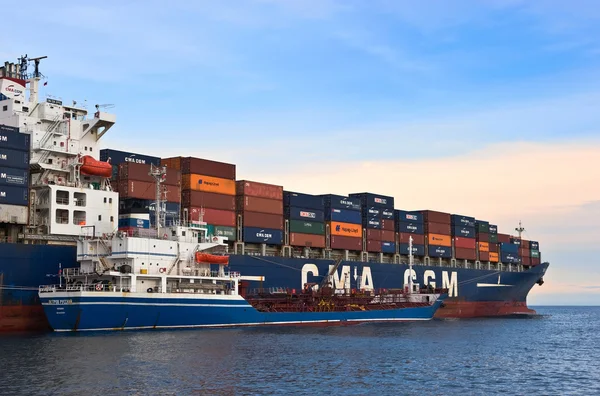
{"left": 80, "top": 155, "right": 113, "bottom": 178}
{"left": 195, "top": 252, "right": 229, "bottom": 265}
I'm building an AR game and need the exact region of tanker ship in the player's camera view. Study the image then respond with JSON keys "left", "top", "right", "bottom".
{"left": 0, "top": 55, "right": 548, "bottom": 332}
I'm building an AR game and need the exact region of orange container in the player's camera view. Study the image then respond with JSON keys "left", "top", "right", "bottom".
{"left": 478, "top": 242, "right": 489, "bottom": 252}
{"left": 329, "top": 221, "right": 362, "bottom": 238}
{"left": 182, "top": 174, "right": 236, "bottom": 195}
{"left": 427, "top": 233, "right": 451, "bottom": 247}
{"left": 489, "top": 252, "right": 499, "bottom": 262}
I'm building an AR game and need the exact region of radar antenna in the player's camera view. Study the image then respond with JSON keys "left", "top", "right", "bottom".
{"left": 515, "top": 221, "right": 525, "bottom": 239}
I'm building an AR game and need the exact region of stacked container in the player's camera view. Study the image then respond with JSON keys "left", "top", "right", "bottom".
{"left": 349, "top": 193, "right": 395, "bottom": 253}
{"left": 499, "top": 242, "right": 520, "bottom": 264}
{"left": 451, "top": 214, "right": 476, "bottom": 261}
{"left": 529, "top": 241, "right": 541, "bottom": 265}
{"left": 395, "top": 210, "right": 425, "bottom": 256}
{"left": 284, "top": 191, "right": 325, "bottom": 249}
{"left": 487, "top": 224, "right": 499, "bottom": 263}
{"left": 519, "top": 238, "right": 531, "bottom": 265}
{"left": 422, "top": 210, "right": 452, "bottom": 258}
{"left": 237, "top": 180, "right": 283, "bottom": 245}
{"left": 0, "top": 125, "right": 30, "bottom": 224}
{"left": 100, "top": 149, "right": 161, "bottom": 192}
{"left": 322, "top": 194, "right": 363, "bottom": 251}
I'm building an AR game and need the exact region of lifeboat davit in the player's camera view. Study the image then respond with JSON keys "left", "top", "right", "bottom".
{"left": 80, "top": 155, "right": 113, "bottom": 178}
{"left": 195, "top": 252, "right": 229, "bottom": 265}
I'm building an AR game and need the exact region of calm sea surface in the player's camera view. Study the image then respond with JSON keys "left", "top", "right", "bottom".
{"left": 0, "top": 306, "right": 598, "bottom": 395}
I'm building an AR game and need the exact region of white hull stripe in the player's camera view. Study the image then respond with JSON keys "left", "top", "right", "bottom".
{"left": 476, "top": 283, "right": 513, "bottom": 287}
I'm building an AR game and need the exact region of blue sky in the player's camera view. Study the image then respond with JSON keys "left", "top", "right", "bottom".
{"left": 2, "top": 0, "right": 599, "bottom": 304}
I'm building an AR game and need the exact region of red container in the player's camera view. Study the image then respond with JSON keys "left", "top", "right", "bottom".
{"left": 381, "top": 219, "right": 394, "bottom": 231}
{"left": 330, "top": 235, "right": 362, "bottom": 251}
{"left": 454, "top": 237, "right": 476, "bottom": 249}
{"left": 522, "top": 256, "right": 531, "bottom": 265}
{"left": 187, "top": 207, "right": 235, "bottom": 227}
{"left": 477, "top": 232, "right": 489, "bottom": 243}
{"left": 455, "top": 247, "right": 477, "bottom": 261}
{"left": 497, "top": 233, "right": 511, "bottom": 244}
{"left": 488, "top": 243, "right": 499, "bottom": 253}
{"left": 366, "top": 229, "right": 381, "bottom": 241}
{"left": 425, "top": 222, "right": 451, "bottom": 235}
{"left": 182, "top": 190, "right": 235, "bottom": 211}
{"left": 520, "top": 248, "right": 531, "bottom": 257}
{"left": 239, "top": 211, "right": 284, "bottom": 230}
{"left": 531, "top": 257, "right": 540, "bottom": 266}
{"left": 479, "top": 251, "right": 490, "bottom": 261}
{"left": 399, "top": 233, "right": 425, "bottom": 245}
{"left": 381, "top": 230, "right": 395, "bottom": 242}
{"left": 290, "top": 233, "right": 325, "bottom": 248}
{"left": 367, "top": 240, "right": 382, "bottom": 253}
{"left": 421, "top": 210, "right": 451, "bottom": 224}
{"left": 161, "top": 157, "right": 236, "bottom": 179}
{"left": 118, "top": 180, "right": 181, "bottom": 203}
{"left": 236, "top": 196, "right": 283, "bottom": 215}
{"left": 236, "top": 180, "right": 283, "bottom": 200}
{"left": 119, "top": 162, "right": 181, "bottom": 186}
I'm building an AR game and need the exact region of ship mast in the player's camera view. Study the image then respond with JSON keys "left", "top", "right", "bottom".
{"left": 149, "top": 164, "right": 167, "bottom": 238}
{"left": 408, "top": 235, "right": 414, "bottom": 294}
{"left": 515, "top": 221, "right": 525, "bottom": 239}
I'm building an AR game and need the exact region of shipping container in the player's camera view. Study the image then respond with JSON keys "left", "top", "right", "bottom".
{"left": 476, "top": 220, "right": 490, "bottom": 234}
{"left": 521, "top": 239, "right": 529, "bottom": 249}
{"left": 427, "top": 233, "right": 451, "bottom": 247}
{"left": 207, "top": 225, "right": 236, "bottom": 241}
{"left": 0, "top": 167, "right": 28, "bottom": 187}
{"left": 477, "top": 232, "right": 489, "bottom": 243}
{"left": 239, "top": 211, "right": 284, "bottom": 230}
{"left": 489, "top": 252, "right": 499, "bottom": 262}
{"left": 349, "top": 192, "right": 394, "bottom": 209}
{"left": 455, "top": 248, "right": 477, "bottom": 261}
{"left": 381, "top": 208, "right": 394, "bottom": 220}
{"left": 321, "top": 194, "right": 362, "bottom": 211}
{"left": 478, "top": 242, "right": 489, "bottom": 252}
{"left": 148, "top": 202, "right": 180, "bottom": 217}
{"left": 397, "top": 222, "right": 424, "bottom": 234}
{"left": 236, "top": 180, "right": 283, "bottom": 200}
{"left": 488, "top": 243, "right": 499, "bottom": 253}
{"left": 283, "top": 191, "right": 325, "bottom": 211}
{"left": 182, "top": 190, "right": 235, "bottom": 211}
{"left": 395, "top": 210, "right": 423, "bottom": 224}
{"left": 421, "top": 210, "right": 451, "bottom": 225}
{"left": 520, "top": 248, "right": 531, "bottom": 257}
{"left": 330, "top": 235, "right": 362, "bottom": 251}
{"left": 399, "top": 233, "right": 425, "bottom": 245}
{"left": 117, "top": 180, "right": 181, "bottom": 203}
{"left": 451, "top": 215, "right": 476, "bottom": 228}
{"left": 479, "top": 251, "right": 490, "bottom": 262}
{"left": 326, "top": 208, "right": 361, "bottom": 224}
{"left": 362, "top": 207, "right": 380, "bottom": 217}
{"left": 285, "top": 206, "right": 325, "bottom": 222}
{"left": 381, "top": 230, "right": 395, "bottom": 242}
{"left": 366, "top": 229, "right": 382, "bottom": 241}
{"left": 0, "top": 128, "right": 30, "bottom": 151}
{"left": 236, "top": 196, "right": 283, "bottom": 215}
{"left": 363, "top": 217, "right": 381, "bottom": 229}
{"left": 510, "top": 237, "right": 521, "bottom": 246}
{"left": 118, "top": 217, "right": 150, "bottom": 229}
{"left": 500, "top": 243, "right": 519, "bottom": 254}
{"left": 424, "top": 222, "right": 451, "bottom": 235}
{"left": 188, "top": 208, "right": 235, "bottom": 227}
{"left": 399, "top": 243, "right": 425, "bottom": 256}
{"left": 501, "top": 252, "right": 520, "bottom": 264}
{"left": 531, "top": 257, "right": 541, "bottom": 265}
{"left": 329, "top": 221, "right": 362, "bottom": 238}
{"left": 488, "top": 224, "right": 498, "bottom": 234}
{"left": 290, "top": 233, "right": 326, "bottom": 248}
{"left": 522, "top": 256, "right": 531, "bottom": 265}
{"left": 489, "top": 233, "right": 498, "bottom": 244}
{"left": 0, "top": 148, "right": 30, "bottom": 169}
{"left": 530, "top": 250, "right": 540, "bottom": 258}
{"left": 367, "top": 240, "right": 382, "bottom": 253}
{"left": 381, "top": 218, "right": 394, "bottom": 231}
{"left": 0, "top": 125, "right": 19, "bottom": 133}
{"left": 497, "top": 234, "right": 511, "bottom": 244}
{"left": 0, "top": 203, "right": 28, "bottom": 224}
{"left": 0, "top": 185, "right": 29, "bottom": 206}
{"left": 289, "top": 220, "right": 325, "bottom": 235}
{"left": 119, "top": 199, "right": 180, "bottom": 215}
{"left": 381, "top": 241, "right": 396, "bottom": 254}
{"left": 182, "top": 174, "right": 235, "bottom": 195}
{"left": 452, "top": 226, "right": 476, "bottom": 239}
{"left": 242, "top": 227, "right": 283, "bottom": 245}
{"left": 428, "top": 245, "right": 452, "bottom": 258}
{"left": 111, "top": 165, "right": 118, "bottom": 181}
{"left": 161, "top": 156, "right": 236, "bottom": 179}
{"left": 100, "top": 149, "right": 160, "bottom": 166}
{"left": 529, "top": 241, "right": 539, "bottom": 250}
{"left": 118, "top": 162, "right": 180, "bottom": 186}
{"left": 454, "top": 237, "right": 476, "bottom": 250}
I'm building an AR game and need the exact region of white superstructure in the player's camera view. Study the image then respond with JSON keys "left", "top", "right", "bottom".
{"left": 0, "top": 55, "right": 118, "bottom": 239}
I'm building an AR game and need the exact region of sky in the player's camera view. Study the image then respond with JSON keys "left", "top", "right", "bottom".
{"left": 2, "top": 0, "right": 599, "bottom": 305}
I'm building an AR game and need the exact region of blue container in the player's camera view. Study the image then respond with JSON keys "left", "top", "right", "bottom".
{"left": 0, "top": 127, "right": 30, "bottom": 151}
{"left": 399, "top": 243, "right": 425, "bottom": 256}
{"left": 452, "top": 226, "right": 476, "bottom": 239}
{"left": 242, "top": 227, "right": 283, "bottom": 245}
{"left": 529, "top": 241, "right": 539, "bottom": 250}
{"left": 285, "top": 206, "right": 325, "bottom": 222}
{"left": 0, "top": 148, "right": 30, "bottom": 169}
{"left": 395, "top": 210, "right": 423, "bottom": 224}
{"left": 0, "top": 167, "right": 29, "bottom": 187}
{"left": 363, "top": 217, "right": 381, "bottom": 229}
{"left": 362, "top": 207, "right": 380, "bottom": 217}
{"left": 501, "top": 252, "right": 520, "bottom": 264}
{"left": 284, "top": 191, "right": 325, "bottom": 211}
{"left": 428, "top": 245, "right": 452, "bottom": 258}
{"left": 100, "top": 149, "right": 160, "bottom": 166}
{"left": 321, "top": 194, "right": 361, "bottom": 211}
{"left": 381, "top": 208, "right": 394, "bottom": 219}
{"left": 118, "top": 218, "right": 150, "bottom": 229}
{"left": 326, "top": 208, "right": 362, "bottom": 224}
{"left": 451, "top": 214, "right": 475, "bottom": 228}
{"left": 0, "top": 185, "right": 28, "bottom": 206}
{"left": 488, "top": 224, "right": 498, "bottom": 234}
{"left": 149, "top": 202, "right": 181, "bottom": 226}
{"left": 0, "top": 124, "right": 19, "bottom": 133}
{"left": 381, "top": 241, "right": 396, "bottom": 254}
{"left": 397, "top": 222, "right": 424, "bottom": 234}
{"left": 499, "top": 243, "right": 519, "bottom": 254}
{"left": 349, "top": 192, "right": 394, "bottom": 208}
{"left": 510, "top": 237, "right": 521, "bottom": 246}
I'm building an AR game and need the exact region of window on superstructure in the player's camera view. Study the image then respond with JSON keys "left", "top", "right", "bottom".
{"left": 110, "top": 216, "right": 114, "bottom": 222}
{"left": 104, "top": 197, "right": 107, "bottom": 203}
{"left": 2, "top": 106, "right": 7, "bottom": 111}
{"left": 109, "top": 198, "right": 112, "bottom": 203}
{"left": 98, "top": 215, "right": 102, "bottom": 221}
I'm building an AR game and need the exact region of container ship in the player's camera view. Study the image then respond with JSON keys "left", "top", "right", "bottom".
{"left": 0, "top": 55, "right": 548, "bottom": 332}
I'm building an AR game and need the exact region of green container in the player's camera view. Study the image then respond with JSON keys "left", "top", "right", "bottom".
{"left": 289, "top": 220, "right": 325, "bottom": 235}
{"left": 488, "top": 233, "right": 498, "bottom": 244}
{"left": 207, "top": 225, "right": 236, "bottom": 241}
{"left": 477, "top": 222, "right": 489, "bottom": 234}
{"left": 530, "top": 250, "right": 540, "bottom": 258}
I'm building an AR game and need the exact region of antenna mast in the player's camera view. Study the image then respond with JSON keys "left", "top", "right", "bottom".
{"left": 408, "top": 235, "right": 414, "bottom": 294}
{"left": 515, "top": 221, "right": 525, "bottom": 239}
{"left": 149, "top": 164, "right": 167, "bottom": 238}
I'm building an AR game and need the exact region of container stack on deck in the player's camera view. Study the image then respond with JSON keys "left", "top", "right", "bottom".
{"left": 100, "top": 149, "right": 161, "bottom": 194}
{"left": 529, "top": 241, "right": 541, "bottom": 265}
{"left": 0, "top": 125, "right": 30, "bottom": 227}
{"left": 237, "top": 181, "right": 283, "bottom": 245}
{"left": 451, "top": 214, "right": 476, "bottom": 261}
{"left": 322, "top": 194, "right": 363, "bottom": 251}
{"left": 422, "top": 210, "right": 452, "bottom": 258}
{"left": 348, "top": 193, "right": 395, "bottom": 254}
{"left": 395, "top": 210, "right": 425, "bottom": 256}
{"left": 284, "top": 192, "right": 325, "bottom": 249}
{"left": 487, "top": 224, "right": 499, "bottom": 263}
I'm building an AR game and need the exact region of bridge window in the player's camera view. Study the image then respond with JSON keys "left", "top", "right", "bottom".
{"left": 55, "top": 209, "right": 68, "bottom": 224}
{"left": 56, "top": 190, "right": 69, "bottom": 205}
{"left": 73, "top": 210, "right": 86, "bottom": 225}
